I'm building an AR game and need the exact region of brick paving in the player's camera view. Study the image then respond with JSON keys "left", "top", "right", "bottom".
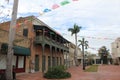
{"left": 17, "top": 65, "right": 120, "bottom": 80}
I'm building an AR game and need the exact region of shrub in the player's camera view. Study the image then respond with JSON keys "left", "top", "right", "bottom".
{"left": 44, "top": 65, "right": 71, "bottom": 79}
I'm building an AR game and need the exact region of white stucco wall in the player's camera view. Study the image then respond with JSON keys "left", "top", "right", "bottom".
{"left": 0, "top": 54, "right": 6, "bottom": 69}
{"left": 111, "top": 38, "right": 120, "bottom": 58}
{"left": 0, "top": 54, "right": 17, "bottom": 69}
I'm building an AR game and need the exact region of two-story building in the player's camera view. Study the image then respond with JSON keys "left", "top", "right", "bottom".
{"left": 0, "top": 16, "right": 70, "bottom": 73}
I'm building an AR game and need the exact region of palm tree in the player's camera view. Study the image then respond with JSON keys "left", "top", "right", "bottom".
{"left": 68, "top": 24, "right": 82, "bottom": 66}
{"left": 78, "top": 38, "right": 88, "bottom": 70}
{"left": 98, "top": 46, "right": 109, "bottom": 64}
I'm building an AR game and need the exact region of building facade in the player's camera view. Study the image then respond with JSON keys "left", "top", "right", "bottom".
{"left": 0, "top": 16, "right": 70, "bottom": 73}
{"left": 0, "top": 28, "right": 30, "bottom": 73}
{"left": 68, "top": 43, "right": 82, "bottom": 66}
{"left": 111, "top": 37, "right": 120, "bottom": 64}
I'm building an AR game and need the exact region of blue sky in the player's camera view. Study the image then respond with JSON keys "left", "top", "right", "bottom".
{"left": 0, "top": 0, "right": 120, "bottom": 54}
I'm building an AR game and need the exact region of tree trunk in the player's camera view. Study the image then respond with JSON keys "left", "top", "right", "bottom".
{"left": 6, "top": 0, "right": 19, "bottom": 80}
{"left": 74, "top": 33, "right": 78, "bottom": 66}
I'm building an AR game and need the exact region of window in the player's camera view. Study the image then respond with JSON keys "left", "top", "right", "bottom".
{"left": 48, "top": 56, "right": 51, "bottom": 67}
{"left": 18, "top": 56, "right": 24, "bottom": 68}
{"left": 23, "top": 28, "right": 28, "bottom": 37}
{"left": 60, "top": 57, "right": 62, "bottom": 65}
{"left": 52, "top": 57, "right": 55, "bottom": 66}
{"left": 116, "top": 43, "right": 119, "bottom": 48}
{"left": 42, "top": 55, "right": 46, "bottom": 72}
{"left": 57, "top": 57, "right": 58, "bottom": 65}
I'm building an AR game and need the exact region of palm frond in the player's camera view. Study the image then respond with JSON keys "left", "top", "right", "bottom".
{"left": 68, "top": 28, "right": 73, "bottom": 31}
{"left": 78, "top": 40, "right": 82, "bottom": 46}
{"left": 78, "top": 40, "right": 82, "bottom": 42}
{"left": 68, "top": 24, "right": 82, "bottom": 36}
{"left": 68, "top": 28, "right": 74, "bottom": 35}
{"left": 74, "top": 24, "right": 82, "bottom": 33}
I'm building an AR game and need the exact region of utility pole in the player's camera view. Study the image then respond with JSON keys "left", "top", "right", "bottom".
{"left": 6, "top": 0, "right": 19, "bottom": 80}
{"left": 78, "top": 38, "right": 88, "bottom": 70}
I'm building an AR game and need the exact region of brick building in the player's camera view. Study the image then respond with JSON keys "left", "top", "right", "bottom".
{"left": 0, "top": 16, "right": 70, "bottom": 73}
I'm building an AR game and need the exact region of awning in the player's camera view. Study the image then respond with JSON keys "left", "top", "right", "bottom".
{"left": 14, "top": 46, "right": 30, "bottom": 56}
{"left": 1, "top": 43, "right": 30, "bottom": 56}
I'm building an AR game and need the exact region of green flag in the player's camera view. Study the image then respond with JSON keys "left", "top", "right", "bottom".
{"left": 60, "top": 0, "right": 70, "bottom": 6}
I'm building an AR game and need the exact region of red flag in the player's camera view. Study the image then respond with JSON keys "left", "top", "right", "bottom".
{"left": 52, "top": 4, "right": 60, "bottom": 9}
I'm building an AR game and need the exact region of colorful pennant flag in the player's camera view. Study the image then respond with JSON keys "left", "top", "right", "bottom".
{"left": 0, "top": 0, "right": 80, "bottom": 19}
{"left": 43, "top": 8, "right": 51, "bottom": 13}
{"left": 60, "top": 0, "right": 70, "bottom": 6}
{"left": 52, "top": 4, "right": 60, "bottom": 9}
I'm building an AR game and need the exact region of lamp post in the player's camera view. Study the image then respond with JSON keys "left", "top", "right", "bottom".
{"left": 78, "top": 38, "right": 88, "bottom": 70}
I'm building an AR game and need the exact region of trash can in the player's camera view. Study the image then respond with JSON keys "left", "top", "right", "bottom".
{"left": 13, "top": 71, "right": 16, "bottom": 80}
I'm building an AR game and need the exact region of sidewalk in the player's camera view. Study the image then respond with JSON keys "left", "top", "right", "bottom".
{"left": 17, "top": 65, "right": 120, "bottom": 80}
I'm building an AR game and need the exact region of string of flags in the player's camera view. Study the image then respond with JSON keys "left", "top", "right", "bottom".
{"left": 3, "top": 16, "right": 114, "bottom": 42}
{"left": 0, "top": 0, "right": 79, "bottom": 18}
{"left": 77, "top": 36, "right": 114, "bottom": 40}
{"left": 0, "top": 0, "right": 115, "bottom": 53}
{"left": 39, "top": 0, "right": 79, "bottom": 15}
{"left": 88, "top": 46, "right": 99, "bottom": 51}
{"left": 0, "top": 0, "right": 115, "bottom": 41}
{"left": 10, "top": 17, "right": 115, "bottom": 41}
{"left": 62, "top": 33, "right": 114, "bottom": 40}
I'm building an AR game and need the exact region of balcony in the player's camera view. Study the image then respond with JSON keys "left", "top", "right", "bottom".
{"left": 34, "top": 36, "right": 69, "bottom": 51}
{"left": 35, "top": 36, "right": 43, "bottom": 43}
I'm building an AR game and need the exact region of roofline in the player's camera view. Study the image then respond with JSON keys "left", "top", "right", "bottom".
{"left": 31, "top": 16, "right": 70, "bottom": 43}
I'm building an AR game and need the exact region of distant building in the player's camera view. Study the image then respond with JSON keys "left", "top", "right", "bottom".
{"left": 93, "top": 56, "right": 101, "bottom": 64}
{"left": 111, "top": 37, "right": 120, "bottom": 64}
{"left": 65, "top": 43, "right": 82, "bottom": 67}
{"left": 84, "top": 52, "right": 101, "bottom": 65}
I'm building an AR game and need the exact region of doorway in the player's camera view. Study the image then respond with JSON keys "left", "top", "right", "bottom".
{"left": 35, "top": 55, "right": 39, "bottom": 71}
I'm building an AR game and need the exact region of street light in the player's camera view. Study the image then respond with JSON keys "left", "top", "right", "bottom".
{"left": 78, "top": 38, "right": 88, "bottom": 70}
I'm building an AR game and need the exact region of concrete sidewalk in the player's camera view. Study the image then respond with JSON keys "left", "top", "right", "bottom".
{"left": 17, "top": 65, "right": 120, "bottom": 80}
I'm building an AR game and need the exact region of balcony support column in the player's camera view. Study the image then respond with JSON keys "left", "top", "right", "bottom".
{"left": 55, "top": 47, "right": 57, "bottom": 66}
{"left": 50, "top": 46, "right": 52, "bottom": 68}
{"left": 42, "top": 43, "right": 45, "bottom": 73}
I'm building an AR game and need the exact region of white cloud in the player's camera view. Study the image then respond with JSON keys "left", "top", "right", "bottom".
{"left": 41, "top": 1, "right": 119, "bottom": 54}
{"left": 1, "top": 0, "right": 120, "bottom": 54}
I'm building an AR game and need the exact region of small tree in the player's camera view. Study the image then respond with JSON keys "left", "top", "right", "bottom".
{"left": 98, "top": 46, "right": 109, "bottom": 64}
